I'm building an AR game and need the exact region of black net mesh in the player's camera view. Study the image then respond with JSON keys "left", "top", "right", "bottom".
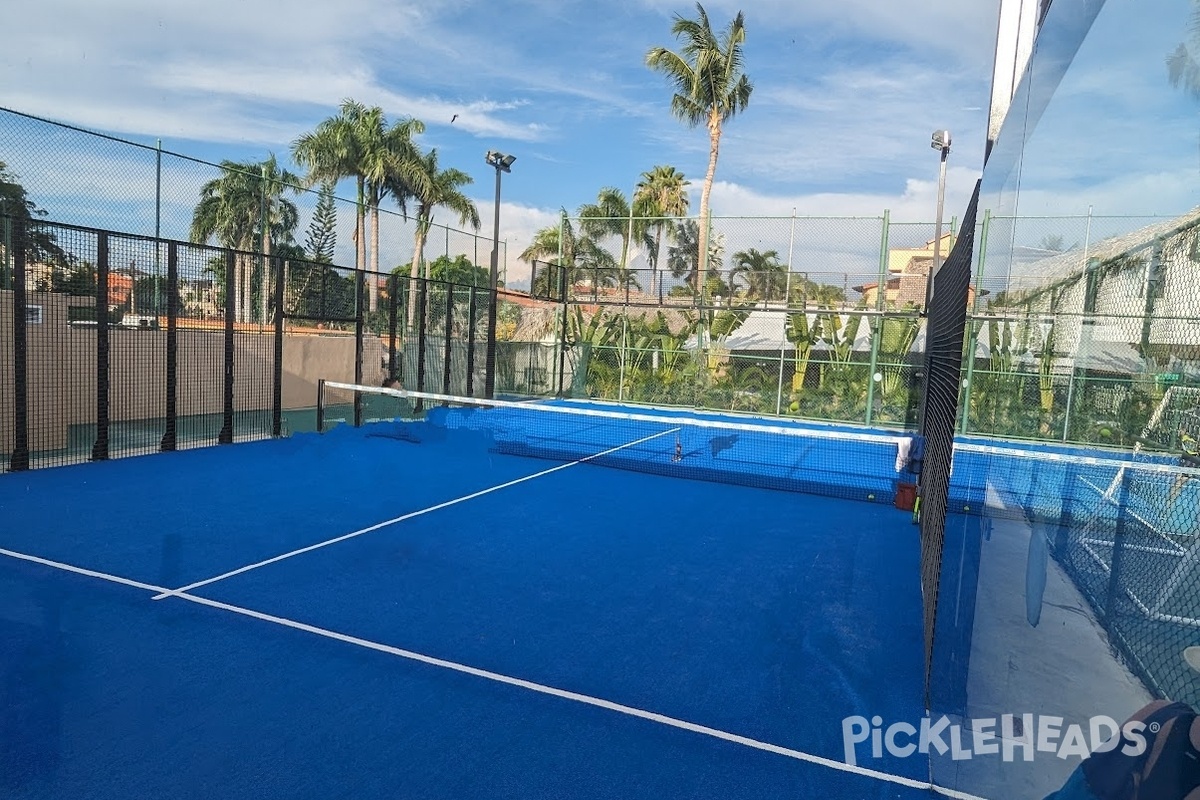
{"left": 917, "top": 182, "right": 982, "bottom": 704}
{"left": 0, "top": 216, "right": 496, "bottom": 469}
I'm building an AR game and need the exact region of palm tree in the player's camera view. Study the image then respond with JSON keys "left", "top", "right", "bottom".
{"left": 254, "top": 154, "right": 302, "bottom": 322}
{"left": 633, "top": 166, "right": 690, "bottom": 296}
{"left": 293, "top": 100, "right": 426, "bottom": 312}
{"left": 731, "top": 248, "right": 786, "bottom": 302}
{"left": 403, "top": 148, "right": 480, "bottom": 327}
{"left": 293, "top": 101, "right": 366, "bottom": 271}
{"left": 1168, "top": 3, "right": 1200, "bottom": 99}
{"left": 361, "top": 107, "right": 427, "bottom": 312}
{"left": 525, "top": 215, "right": 574, "bottom": 298}
{"left": 190, "top": 158, "right": 299, "bottom": 323}
{"left": 522, "top": 215, "right": 623, "bottom": 298}
{"left": 578, "top": 187, "right": 637, "bottom": 280}
{"left": 666, "top": 219, "right": 723, "bottom": 296}
{"left": 646, "top": 4, "right": 752, "bottom": 293}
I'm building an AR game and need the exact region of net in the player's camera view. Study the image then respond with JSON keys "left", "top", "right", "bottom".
{"left": 315, "top": 380, "right": 922, "bottom": 504}
{"left": 945, "top": 439, "right": 1200, "bottom": 708}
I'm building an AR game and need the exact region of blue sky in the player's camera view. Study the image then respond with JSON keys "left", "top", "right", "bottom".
{"left": 2, "top": 0, "right": 1003, "bottom": 282}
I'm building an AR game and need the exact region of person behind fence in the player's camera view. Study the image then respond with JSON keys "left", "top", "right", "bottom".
{"left": 1168, "top": 428, "right": 1199, "bottom": 505}
{"left": 1041, "top": 646, "right": 1200, "bottom": 799}
{"left": 1182, "top": 430, "right": 1199, "bottom": 466}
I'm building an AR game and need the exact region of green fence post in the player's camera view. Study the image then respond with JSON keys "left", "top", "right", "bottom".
{"left": 776, "top": 209, "right": 798, "bottom": 415}
{"left": 554, "top": 211, "right": 568, "bottom": 397}
{"left": 865, "top": 210, "right": 890, "bottom": 425}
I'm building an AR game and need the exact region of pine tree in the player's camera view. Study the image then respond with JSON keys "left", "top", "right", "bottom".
{"left": 304, "top": 181, "right": 337, "bottom": 264}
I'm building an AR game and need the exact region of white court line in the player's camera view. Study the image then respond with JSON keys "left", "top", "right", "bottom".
{"left": 152, "top": 426, "right": 681, "bottom": 600}
{"left": 0, "top": 547, "right": 167, "bottom": 593}
{"left": 323, "top": 381, "right": 910, "bottom": 446}
{"left": 1079, "top": 477, "right": 1187, "bottom": 554}
{"left": 0, "top": 546, "right": 988, "bottom": 800}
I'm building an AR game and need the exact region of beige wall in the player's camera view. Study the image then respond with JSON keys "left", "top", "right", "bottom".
{"left": 2, "top": 290, "right": 385, "bottom": 456}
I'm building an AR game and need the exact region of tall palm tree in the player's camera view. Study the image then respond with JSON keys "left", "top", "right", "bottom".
{"left": 403, "top": 147, "right": 480, "bottom": 326}
{"left": 190, "top": 159, "right": 300, "bottom": 323}
{"left": 254, "top": 153, "right": 301, "bottom": 322}
{"left": 731, "top": 248, "right": 786, "bottom": 302}
{"left": 646, "top": 4, "right": 752, "bottom": 292}
{"left": 361, "top": 107, "right": 427, "bottom": 312}
{"left": 633, "top": 166, "right": 690, "bottom": 296}
{"left": 293, "top": 100, "right": 427, "bottom": 312}
{"left": 293, "top": 100, "right": 365, "bottom": 271}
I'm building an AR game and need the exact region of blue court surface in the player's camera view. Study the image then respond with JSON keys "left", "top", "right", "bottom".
{"left": 0, "top": 404, "right": 941, "bottom": 799}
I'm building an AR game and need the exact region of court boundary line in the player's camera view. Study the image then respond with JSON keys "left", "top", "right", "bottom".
{"left": 151, "top": 426, "right": 682, "bottom": 600}
{"left": 0, "top": 545, "right": 988, "bottom": 800}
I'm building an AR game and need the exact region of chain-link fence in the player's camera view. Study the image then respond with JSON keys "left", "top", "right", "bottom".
{"left": 511, "top": 210, "right": 1200, "bottom": 449}
{"left": 516, "top": 212, "right": 942, "bottom": 428}
{"left": 962, "top": 210, "right": 1200, "bottom": 447}
{"left": 0, "top": 106, "right": 506, "bottom": 296}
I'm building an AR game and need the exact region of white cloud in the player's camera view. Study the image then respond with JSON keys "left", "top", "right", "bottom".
{"left": 639, "top": 0, "right": 998, "bottom": 67}
{"left": 0, "top": 0, "right": 544, "bottom": 145}
{"left": 709, "top": 165, "right": 982, "bottom": 222}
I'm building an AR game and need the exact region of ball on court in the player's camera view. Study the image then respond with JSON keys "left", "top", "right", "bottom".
{"left": 964, "top": 505, "right": 971, "bottom": 511}
{"left": 868, "top": 493, "right": 875, "bottom": 500}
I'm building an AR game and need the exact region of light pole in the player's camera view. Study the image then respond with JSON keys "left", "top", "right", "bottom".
{"left": 483, "top": 149, "right": 515, "bottom": 398}
{"left": 925, "top": 130, "right": 951, "bottom": 312}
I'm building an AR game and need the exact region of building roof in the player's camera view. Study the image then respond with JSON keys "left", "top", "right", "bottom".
{"left": 1006, "top": 207, "right": 1200, "bottom": 297}
{"left": 690, "top": 307, "right": 878, "bottom": 352}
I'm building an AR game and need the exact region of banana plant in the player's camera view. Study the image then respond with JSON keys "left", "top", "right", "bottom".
{"left": 785, "top": 311, "right": 823, "bottom": 394}
{"left": 876, "top": 316, "right": 921, "bottom": 402}
{"left": 820, "top": 312, "right": 863, "bottom": 395}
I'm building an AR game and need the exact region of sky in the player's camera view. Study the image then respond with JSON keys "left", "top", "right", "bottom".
{"left": 1, "top": 0, "right": 1004, "bottom": 285}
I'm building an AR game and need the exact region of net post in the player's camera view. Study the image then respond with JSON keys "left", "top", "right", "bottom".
{"left": 9, "top": 214, "right": 29, "bottom": 471}
{"left": 416, "top": 278, "right": 428, "bottom": 413}
{"left": 316, "top": 379, "right": 326, "bottom": 433}
{"left": 354, "top": 269, "right": 365, "bottom": 427}
{"left": 271, "top": 255, "right": 285, "bottom": 437}
{"left": 160, "top": 241, "right": 179, "bottom": 451}
{"left": 1105, "top": 467, "right": 1133, "bottom": 623}
{"left": 443, "top": 283, "right": 454, "bottom": 394}
{"left": 466, "top": 287, "right": 478, "bottom": 397}
{"left": 91, "top": 231, "right": 111, "bottom": 461}
{"left": 218, "top": 249, "right": 236, "bottom": 445}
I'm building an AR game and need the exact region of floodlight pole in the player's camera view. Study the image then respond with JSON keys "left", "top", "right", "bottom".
{"left": 925, "top": 131, "right": 951, "bottom": 312}
{"left": 484, "top": 150, "right": 514, "bottom": 398}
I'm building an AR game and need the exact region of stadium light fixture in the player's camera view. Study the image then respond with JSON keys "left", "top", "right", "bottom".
{"left": 484, "top": 150, "right": 515, "bottom": 398}
{"left": 924, "top": 130, "right": 952, "bottom": 312}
